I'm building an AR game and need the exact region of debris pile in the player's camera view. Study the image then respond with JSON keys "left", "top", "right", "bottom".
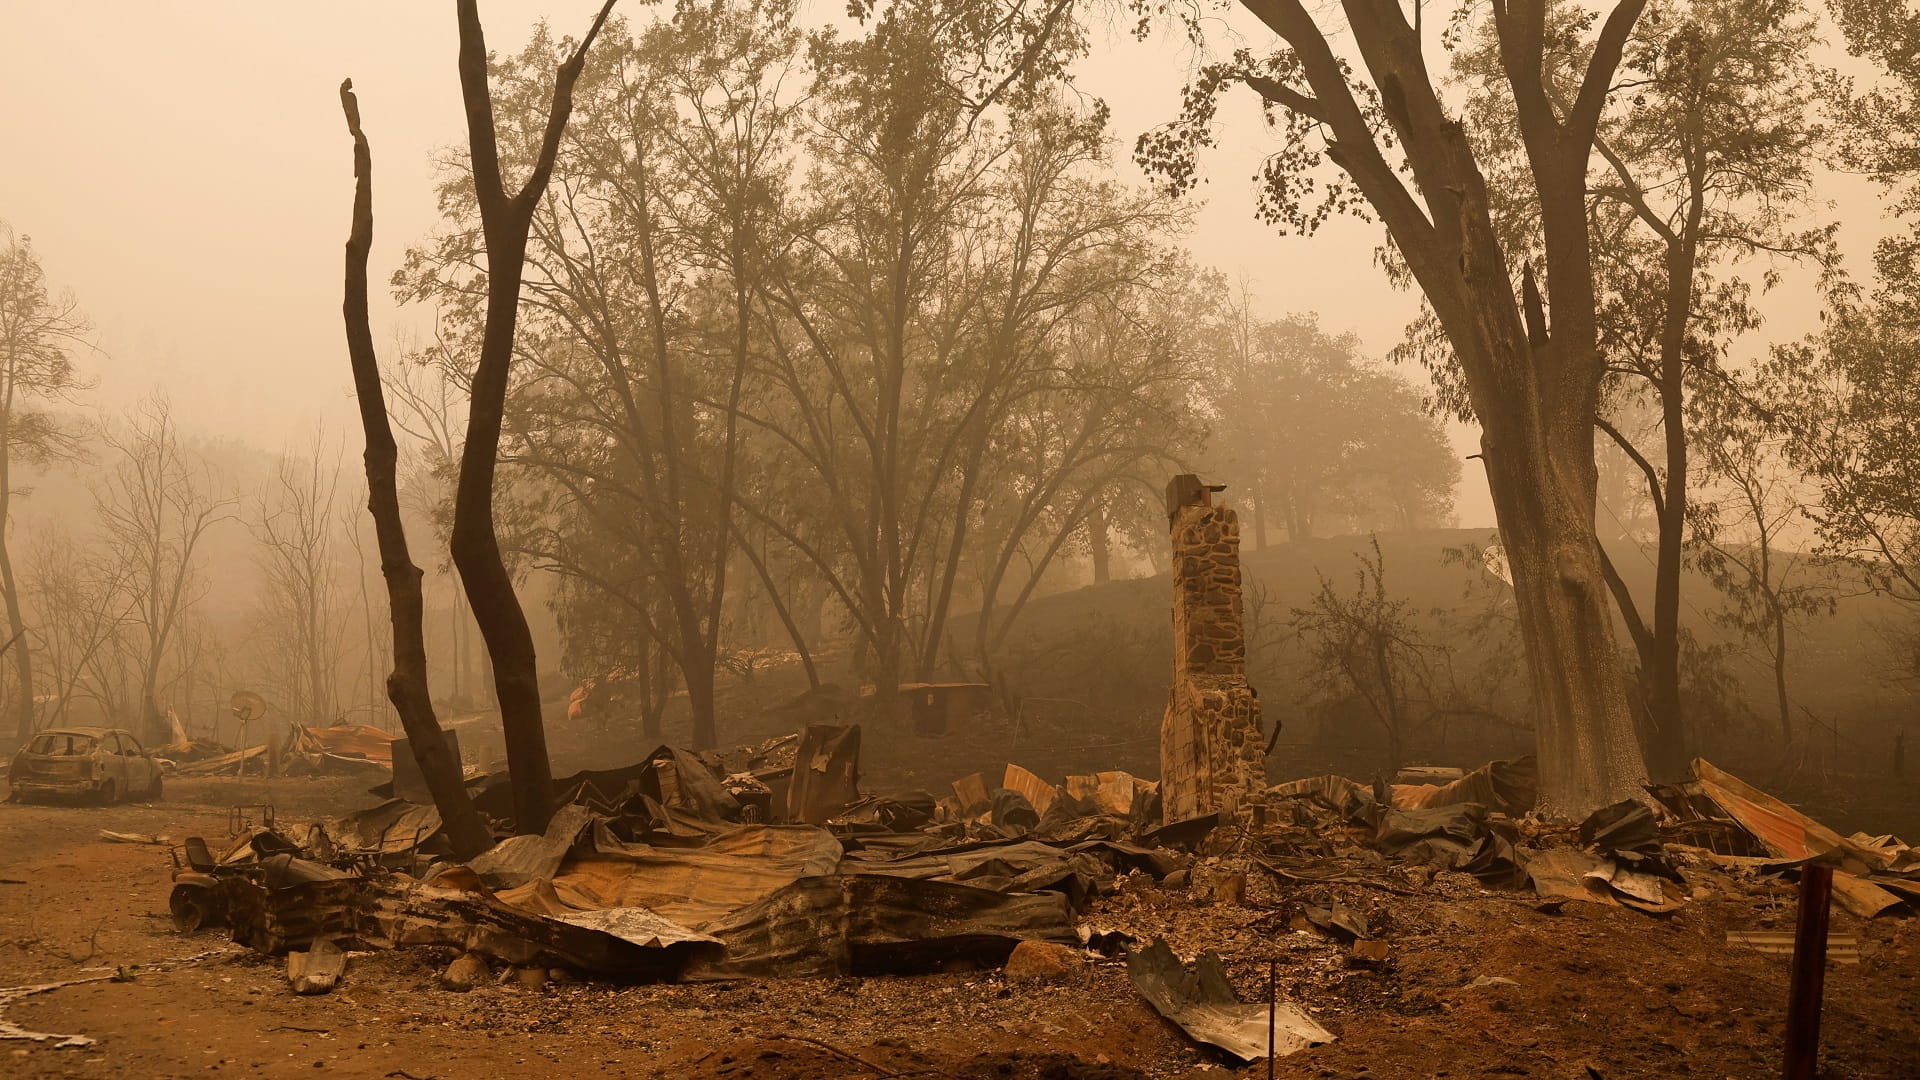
{"left": 284, "top": 723, "right": 396, "bottom": 775}
{"left": 165, "top": 730, "right": 1194, "bottom": 990}
{"left": 157, "top": 735, "right": 1917, "bottom": 1066}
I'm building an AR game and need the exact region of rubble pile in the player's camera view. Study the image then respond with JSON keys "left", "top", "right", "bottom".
{"left": 165, "top": 730, "right": 1188, "bottom": 986}
{"left": 170, "top": 723, "right": 398, "bottom": 779}
{"left": 157, "top": 733, "right": 1918, "bottom": 1064}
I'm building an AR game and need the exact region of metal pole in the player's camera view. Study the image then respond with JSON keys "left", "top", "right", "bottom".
{"left": 1267, "top": 958, "right": 1277, "bottom": 1080}
{"left": 1784, "top": 863, "right": 1833, "bottom": 1080}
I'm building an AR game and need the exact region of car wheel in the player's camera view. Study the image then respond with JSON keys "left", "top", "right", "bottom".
{"left": 97, "top": 779, "right": 117, "bottom": 805}
{"left": 169, "top": 884, "right": 222, "bottom": 933}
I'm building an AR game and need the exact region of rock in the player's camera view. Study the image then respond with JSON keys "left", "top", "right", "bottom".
{"left": 1164, "top": 868, "right": 1192, "bottom": 889}
{"left": 439, "top": 952, "right": 490, "bottom": 992}
{"left": 1003, "top": 939, "right": 1081, "bottom": 979}
{"left": 514, "top": 966, "right": 550, "bottom": 991}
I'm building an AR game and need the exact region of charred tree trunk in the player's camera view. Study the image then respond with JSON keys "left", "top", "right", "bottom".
{"left": 735, "top": 527, "right": 821, "bottom": 690}
{"left": 1772, "top": 600, "right": 1791, "bottom": 747}
{"left": 450, "top": 0, "right": 615, "bottom": 834}
{"left": 681, "top": 631, "right": 717, "bottom": 749}
{"left": 337, "top": 80, "right": 492, "bottom": 861}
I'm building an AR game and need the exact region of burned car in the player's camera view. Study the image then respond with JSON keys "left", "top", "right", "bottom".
{"left": 8, "top": 727, "right": 164, "bottom": 803}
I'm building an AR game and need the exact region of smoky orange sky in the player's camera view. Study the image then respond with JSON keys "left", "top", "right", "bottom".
{"left": 0, "top": 2, "right": 1887, "bottom": 530}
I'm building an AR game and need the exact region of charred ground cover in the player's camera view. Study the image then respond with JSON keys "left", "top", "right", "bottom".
{"left": 0, "top": 765, "right": 1916, "bottom": 1079}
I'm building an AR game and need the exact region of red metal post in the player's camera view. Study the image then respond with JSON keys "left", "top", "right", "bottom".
{"left": 1784, "top": 863, "right": 1834, "bottom": 1080}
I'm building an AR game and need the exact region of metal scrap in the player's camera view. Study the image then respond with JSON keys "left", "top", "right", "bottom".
{"left": 1125, "top": 938, "right": 1333, "bottom": 1062}
{"left": 1391, "top": 756, "right": 1536, "bottom": 816}
{"left": 1727, "top": 929, "right": 1860, "bottom": 964}
{"left": 287, "top": 938, "right": 346, "bottom": 994}
{"left": 1689, "top": 759, "right": 1915, "bottom": 917}
{"left": 786, "top": 724, "right": 861, "bottom": 825}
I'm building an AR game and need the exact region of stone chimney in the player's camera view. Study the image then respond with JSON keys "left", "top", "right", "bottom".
{"left": 1158, "top": 474, "right": 1266, "bottom": 822}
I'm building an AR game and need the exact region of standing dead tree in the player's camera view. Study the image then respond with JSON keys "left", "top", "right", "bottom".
{"left": 338, "top": 79, "right": 492, "bottom": 860}
{"left": 96, "top": 399, "right": 228, "bottom": 748}
{"left": 448, "top": 0, "right": 615, "bottom": 834}
{"left": 253, "top": 434, "right": 347, "bottom": 728}
{"left": 25, "top": 528, "right": 133, "bottom": 730}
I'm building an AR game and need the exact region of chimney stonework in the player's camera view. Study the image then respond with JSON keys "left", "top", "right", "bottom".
{"left": 1158, "top": 475, "right": 1267, "bottom": 822}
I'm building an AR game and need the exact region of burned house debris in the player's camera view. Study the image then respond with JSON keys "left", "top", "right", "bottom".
{"left": 154, "top": 721, "right": 1920, "bottom": 1070}
{"left": 110, "top": 478, "right": 1914, "bottom": 1074}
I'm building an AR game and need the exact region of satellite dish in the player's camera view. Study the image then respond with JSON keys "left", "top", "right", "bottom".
{"left": 230, "top": 691, "right": 269, "bottom": 722}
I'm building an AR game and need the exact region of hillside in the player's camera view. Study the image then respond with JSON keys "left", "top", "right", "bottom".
{"left": 960, "top": 526, "right": 1917, "bottom": 803}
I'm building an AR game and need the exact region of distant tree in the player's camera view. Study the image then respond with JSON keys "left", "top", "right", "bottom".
{"left": 24, "top": 527, "right": 131, "bottom": 729}
{"left": 962, "top": 251, "right": 1207, "bottom": 680}
{"left": 1824, "top": 1, "right": 1920, "bottom": 234}
{"left": 1771, "top": 313, "right": 1920, "bottom": 595}
{"left": 251, "top": 433, "right": 346, "bottom": 728}
{"left": 95, "top": 398, "right": 228, "bottom": 746}
{"left": 1429, "top": 541, "right": 1528, "bottom": 734}
{"left": 0, "top": 226, "right": 89, "bottom": 747}
{"left": 336, "top": 497, "right": 390, "bottom": 728}
{"left": 552, "top": 567, "right": 679, "bottom": 738}
{"left": 1687, "top": 379, "right": 1833, "bottom": 749}
{"left": 1205, "top": 304, "right": 1457, "bottom": 544}
{"left": 1775, "top": 0, "right": 1920, "bottom": 694}
{"left": 754, "top": 23, "right": 1187, "bottom": 697}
